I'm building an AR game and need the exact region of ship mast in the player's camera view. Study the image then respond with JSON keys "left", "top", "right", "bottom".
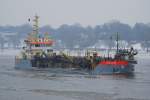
{"left": 33, "top": 15, "right": 39, "bottom": 37}
{"left": 116, "top": 32, "right": 119, "bottom": 54}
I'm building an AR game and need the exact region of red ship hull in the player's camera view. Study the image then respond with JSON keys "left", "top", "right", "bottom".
{"left": 94, "top": 60, "right": 134, "bottom": 74}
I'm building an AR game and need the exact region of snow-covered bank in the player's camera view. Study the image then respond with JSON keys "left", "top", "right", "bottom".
{"left": 0, "top": 48, "right": 150, "bottom": 59}
{"left": 0, "top": 49, "right": 20, "bottom": 56}
{"left": 136, "top": 52, "right": 150, "bottom": 59}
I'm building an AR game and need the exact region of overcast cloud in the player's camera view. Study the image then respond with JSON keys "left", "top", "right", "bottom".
{"left": 0, "top": 0, "right": 150, "bottom": 27}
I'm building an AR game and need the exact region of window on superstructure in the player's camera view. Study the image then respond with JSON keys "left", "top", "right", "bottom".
{"left": 35, "top": 44, "right": 40, "bottom": 47}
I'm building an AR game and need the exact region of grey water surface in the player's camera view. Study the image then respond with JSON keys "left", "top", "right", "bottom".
{"left": 0, "top": 55, "right": 150, "bottom": 100}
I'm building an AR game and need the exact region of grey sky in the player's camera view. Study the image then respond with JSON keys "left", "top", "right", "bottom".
{"left": 0, "top": 0, "right": 150, "bottom": 27}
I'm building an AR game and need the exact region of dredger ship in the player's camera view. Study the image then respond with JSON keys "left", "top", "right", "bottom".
{"left": 15, "top": 15, "right": 138, "bottom": 74}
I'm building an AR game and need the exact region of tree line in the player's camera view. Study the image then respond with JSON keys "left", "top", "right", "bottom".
{"left": 0, "top": 21, "right": 150, "bottom": 49}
